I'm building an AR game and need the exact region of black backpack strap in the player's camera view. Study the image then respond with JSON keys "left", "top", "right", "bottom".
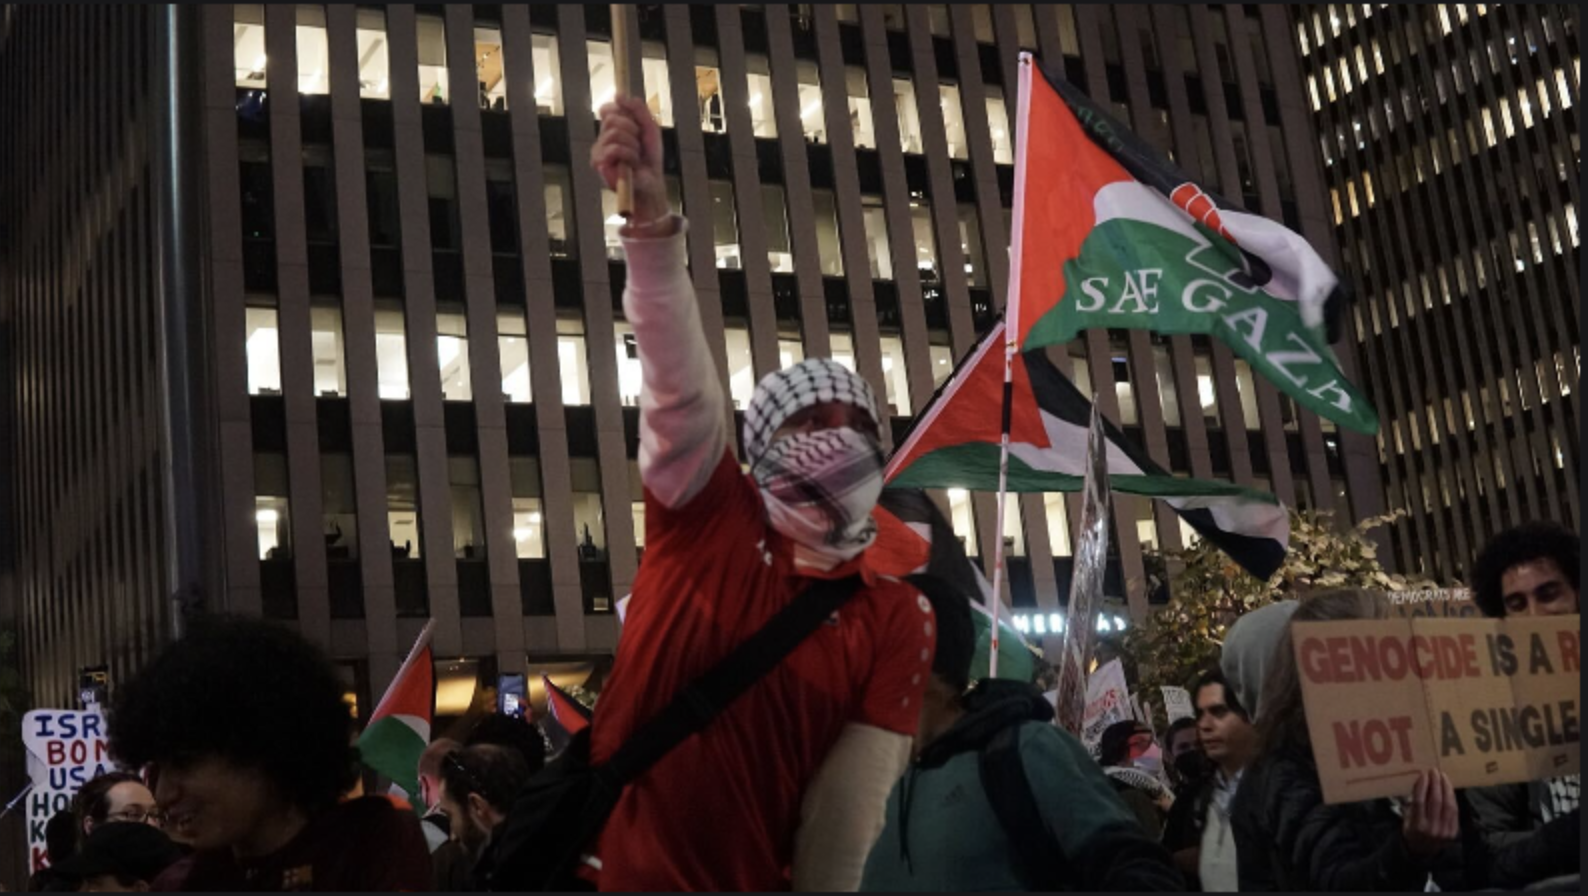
{"left": 979, "top": 723, "right": 1071, "bottom": 891}
{"left": 596, "top": 574, "right": 864, "bottom": 789}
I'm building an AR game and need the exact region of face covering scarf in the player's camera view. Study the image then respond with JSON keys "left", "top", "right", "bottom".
{"left": 752, "top": 426, "right": 885, "bottom": 564}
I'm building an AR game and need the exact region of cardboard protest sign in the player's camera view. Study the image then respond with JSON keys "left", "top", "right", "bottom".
{"left": 23, "top": 710, "right": 114, "bottom": 872}
{"left": 1161, "top": 685, "right": 1195, "bottom": 723}
{"left": 1295, "top": 615, "right": 1580, "bottom": 804}
{"left": 1384, "top": 588, "right": 1479, "bottom": 620}
{"left": 1081, "top": 658, "right": 1134, "bottom": 754}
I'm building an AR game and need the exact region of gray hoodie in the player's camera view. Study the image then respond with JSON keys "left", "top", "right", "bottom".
{"left": 1220, "top": 600, "right": 1299, "bottom": 721}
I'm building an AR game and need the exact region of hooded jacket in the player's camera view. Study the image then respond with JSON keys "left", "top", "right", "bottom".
{"left": 860, "top": 680, "right": 1183, "bottom": 892}
{"left": 1219, "top": 600, "right": 1298, "bottom": 721}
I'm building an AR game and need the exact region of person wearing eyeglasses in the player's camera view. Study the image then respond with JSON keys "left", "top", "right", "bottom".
{"left": 437, "top": 744, "right": 531, "bottom": 890}
{"left": 73, "top": 772, "right": 162, "bottom": 839}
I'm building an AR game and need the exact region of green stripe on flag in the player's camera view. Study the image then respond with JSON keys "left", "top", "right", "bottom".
{"left": 358, "top": 714, "right": 427, "bottom": 798}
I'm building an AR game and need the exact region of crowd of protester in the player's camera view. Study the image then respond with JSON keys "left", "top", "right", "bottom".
{"left": 21, "top": 99, "right": 1579, "bottom": 894}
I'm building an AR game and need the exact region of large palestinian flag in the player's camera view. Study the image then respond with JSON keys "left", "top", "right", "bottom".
{"left": 1009, "top": 53, "right": 1377, "bottom": 435}
{"left": 357, "top": 621, "right": 434, "bottom": 799}
{"left": 885, "top": 321, "right": 1289, "bottom": 581}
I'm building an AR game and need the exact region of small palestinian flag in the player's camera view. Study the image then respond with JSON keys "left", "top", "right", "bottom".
{"left": 541, "top": 676, "right": 593, "bottom": 757}
{"left": 1008, "top": 53, "right": 1376, "bottom": 434}
{"left": 357, "top": 621, "right": 434, "bottom": 799}
{"left": 870, "top": 489, "right": 1038, "bottom": 682}
{"left": 885, "top": 320, "right": 1289, "bottom": 581}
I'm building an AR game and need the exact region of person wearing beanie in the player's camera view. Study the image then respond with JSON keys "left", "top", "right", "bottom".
{"left": 52, "top": 823, "right": 183, "bottom": 893}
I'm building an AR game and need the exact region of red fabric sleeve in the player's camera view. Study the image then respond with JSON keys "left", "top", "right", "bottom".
{"left": 856, "top": 584, "right": 937, "bottom": 736}
{"left": 643, "top": 449, "right": 757, "bottom": 545}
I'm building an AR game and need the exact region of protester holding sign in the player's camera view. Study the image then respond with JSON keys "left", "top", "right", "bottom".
{"left": 1229, "top": 590, "right": 1463, "bottom": 891}
{"left": 1461, "top": 522, "right": 1580, "bottom": 888}
{"left": 106, "top": 616, "right": 431, "bottom": 891}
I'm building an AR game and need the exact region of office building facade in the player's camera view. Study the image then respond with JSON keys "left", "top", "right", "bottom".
{"left": 2, "top": 4, "right": 1383, "bottom": 710}
{"left": 1295, "top": 4, "right": 1579, "bottom": 581}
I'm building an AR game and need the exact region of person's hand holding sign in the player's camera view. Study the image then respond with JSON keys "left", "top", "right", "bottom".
{"left": 591, "top": 97, "right": 673, "bottom": 237}
{"left": 1401, "top": 769, "right": 1459, "bottom": 858}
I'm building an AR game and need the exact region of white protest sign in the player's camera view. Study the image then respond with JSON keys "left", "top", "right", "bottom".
{"left": 23, "top": 710, "right": 114, "bottom": 872}
{"left": 1081, "top": 658, "right": 1133, "bottom": 754}
{"left": 1161, "top": 685, "right": 1195, "bottom": 723}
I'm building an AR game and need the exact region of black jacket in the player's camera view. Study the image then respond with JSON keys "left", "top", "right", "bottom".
{"left": 1462, "top": 781, "right": 1580, "bottom": 888}
{"left": 1229, "top": 746, "right": 1460, "bottom": 891}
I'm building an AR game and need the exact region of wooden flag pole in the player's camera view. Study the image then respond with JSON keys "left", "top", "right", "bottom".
{"left": 611, "top": 4, "right": 634, "bottom": 217}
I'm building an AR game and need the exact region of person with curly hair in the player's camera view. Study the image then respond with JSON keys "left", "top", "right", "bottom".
{"left": 1462, "top": 523, "right": 1580, "bottom": 888}
{"left": 106, "top": 615, "right": 431, "bottom": 891}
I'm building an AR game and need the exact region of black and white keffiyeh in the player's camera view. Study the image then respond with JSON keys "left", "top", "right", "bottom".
{"left": 1540, "top": 774, "right": 1580, "bottom": 823}
{"left": 742, "top": 358, "right": 880, "bottom": 462}
{"left": 752, "top": 427, "right": 886, "bottom": 551}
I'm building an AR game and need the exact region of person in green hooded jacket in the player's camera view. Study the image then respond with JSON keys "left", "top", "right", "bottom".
{"left": 860, "top": 575, "right": 1183, "bottom": 892}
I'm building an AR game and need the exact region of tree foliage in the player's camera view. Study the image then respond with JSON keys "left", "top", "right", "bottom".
{"left": 1107, "top": 509, "right": 1441, "bottom": 724}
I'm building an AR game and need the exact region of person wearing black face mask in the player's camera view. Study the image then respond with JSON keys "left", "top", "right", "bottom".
{"left": 1162, "top": 718, "right": 1206, "bottom": 795}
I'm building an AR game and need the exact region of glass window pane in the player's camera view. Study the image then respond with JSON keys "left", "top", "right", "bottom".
{"left": 1112, "top": 350, "right": 1138, "bottom": 426}
{"left": 255, "top": 453, "right": 291, "bottom": 561}
{"left": 829, "top": 331, "right": 856, "bottom": 373}
{"left": 437, "top": 310, "right": 472, "bottom": 401}
{"left": 985, "top": 86, "right": 1013, "bottom": 164}
{"left": 894, "top": 78, "right": 923, "bottom": 153}
{"left": 724, "top": 326, "right": 755, "bottom": 410}
{"left": 880, "top": 335, "right": 911, "bottom": 416}
{"left": 310, "top": 306, "right": 346, "bottom": 396}
{"left": 711, "top": 181, "right": 740, "bottom": 269}
{"left": 861, "top": 196, "right": 892, "bottom": 280}
{"left": 476, "top": 24, "right": 508, "bottom": 110}
{"left": 930, "top": 341, "right": 954, "bottom": 387}
{"left": 234, "top": 5, "right": 267, "bottom": 89}
{"left": 544, "top": 165, "right": 573, "bottom": 258}
{"left": 449, "top": 456, "right": 485, "bottom": 558}
{"left": 602, "top": 189, "right": 625, "bottom": 260}
{"left": 972, "top": 5, "right": 995, "bottom": 43}
{"left": 812, "top": 189, "right": 844, "bottom": 276}
{"left": 386, "top": 455, "right": 421, "bottom": 559}
{"left": 882, "top": 5, "right": 907, "bottom": 31}
{"left": 797, "top": 60, "right": 824, "bottom": 143}
{"left": 779, "top": 335, "right": 805, "bottom": 369}
{"left": 1044, "top": 492, "right": 1071, "bottom": 556}
{"left": 949, "top": 488, "right": 978, "bottom": 556}
{"left": 510, "top": 458, "right": 545, "bottom": 560}
{"left": 929, "top": 5, "right": 951, "bottom": 36}
{"left": 570, "top": 459, "right": 608, "bottom": 558}
{"left": 940, "top": 84, "right": 968, "bottom": 160}
{"left": 296, "top": 6, "right": 329, "bottom": 95}
{"left": 416, "top": 13, "right": 449, "bottom": 104}
{"left": 1015, "top": 5, "right": 1038, "bottom": 48}
{"left": 246, "top": 306, "right": 282, "bottom": 395}
{"left": 641, "top": 41, "right": 673, "bottom": 126}
{"left": 532, "top": 33, "right": 563, "bottom": 115}
{"left": 746, "top": 54, "right": 777, "bottom": 137}
{"left": 846, "top": 66, "right": 874, "bottom": 149}
{"left": 1153, "top": 344, "right": 1181, "bottom": 428}
{"left": 763, "top": 185, "right": 794, "bottom": 272}
{"left": 302, "top": 148, "right": 338, "bottom": 245}
{"left": 557, "top": 318, "right": 591, "bottom": 406}
{"left": 1232, "top": 359, "right": 1261, "bottom": 430}
{"left": 614, "top": 321, "right": 642, "bottom": 407}
{"left": 696, "top": 47, "right": 726, "bottom": 133}
{"left": 957, "top": 204, "right": 986, "bottom": 288}
{"left": 322, "top": 453, "right": 358, "bottom": 558}
{"left": 355, "top": 9, "right": 389, "bottom": 99}
{"left": 1057, "top": 6, "right": 1081, "bottom": 55}
{"left": 911, "top": 201, "right": 938, "bottom": 282}
{"left": 588, "top": 40, "right": 615, "bottom": 116}
{"left": 1001, "top": 494, "right": 1027, "bottom": 558}
{"left": 375, "top": 306, "right": 409, "bottom": 399}
{"left": 1194, "top": 352, "right": 1219, "bottom": 427}
{"left": 499, "top": 311, "right": 532, "bottom": 403}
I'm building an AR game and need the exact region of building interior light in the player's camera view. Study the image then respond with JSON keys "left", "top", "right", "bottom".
{"left": 605, "top": 213, "right": 626, "bottom": 226}
{"left": 256, "top": 509, "right": 279, "bottom": 524}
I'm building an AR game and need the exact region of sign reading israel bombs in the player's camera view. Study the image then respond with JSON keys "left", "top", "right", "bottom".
{"left": 1296, "top": 616, "right": 1579, "bottom": 804}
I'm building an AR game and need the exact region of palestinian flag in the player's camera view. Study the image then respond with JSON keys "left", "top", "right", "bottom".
{"left": 541, "top": 676, "right": 593, "bottom": 757}
{"left": 1008, "top": 53, "right": 1377, "bottom": 434}
{"left": 885, "top": 320, "right": 1289, "bottom": 581}
{"left": 357, "top": 621, "right": 434, "bottom": 799}
{"left": 870, "top": 489, "right": 1038, "bottom": 682}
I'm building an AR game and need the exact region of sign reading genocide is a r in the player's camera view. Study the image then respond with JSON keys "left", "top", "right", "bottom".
{"left": 1295, "top": 615, "right": 1579, "bottom": 804}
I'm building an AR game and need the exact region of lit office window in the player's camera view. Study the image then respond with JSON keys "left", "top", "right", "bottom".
{"left": 614, "top": 322, "right": 642, "bottom": 407}
{"left": 570, "top": 459, "right": 608, "bottom": 561}
{"left": 940, "top": 84, "right": 968, "bottom": 160}
{"left": 763, "top": 185, "right": 794, "bottom": 272}
{"left": 958, "top": 204, "right": 987, "bottom": 289}
{"left": 1232, "top": 360, "right": 1261, "bottom": 430}
{"left": 235, "top": 5, "right": 267, "bottom": 88}
{"left": 882, "top": 4, "right": 907, "bottom": 30}
{"left": 476, "top": 24, "right": 508, "bottom": 111}
{"left": 880, "top": 335, "right": 911, "bottom": 416}
{"left": 846, "top": 66, "right": 875, "bottom": 149}
{"left": 861, "top": 196, "right": 892, "bottom": 280}
{"left": 255, "top": 454, "right": 291, "bottom": 560}
{"left": 894, "top": 78, "right": 923, "bottom": 153}
{"left": 557, "top": 318, "right": 591, "bottom": 406}
{"left": 1114, "top": 353, "right": 1138, "bottom": 426}
{"left": 510, "top": 458, "right": 546, "bottom": 560}
{"left": 813, "top": 189, "right": 844, "bottom": 276}
{"left": 588, "top": 40, "right": 615, "bottom": 115}
{"left": 356, "top": 9, "right": 389, "bottom": 98}
{"left": 602, "top": 189, "right": 624, "bottom": 261}
{"left": 417, "top": 12, "right": 448, "bottom": 104}
{"left": 374, "top": 306, "right": 409, "bottom": 399}
{"left": 310, "top": 306, "right": 346, "bottom": 396}
{"left": 985, "top": 86, "right": 1013, "bottom": 164}
{"left": 450, "top": 457, "right": 486, "bottom": 559}
{"left": 725, "top": 326, "right": 755, "bottom": 410}
{"left": 829, "top": 331, "right": 857, "bottom": 373}
{"left": 1045, "top": 492, "right": 1071, "bottom": 556}
{"left": 949, "top": 488, "right": 978, "bottom": 556}
{"left": 544, "top": 165, "right": 574, "bottom": 258}
{"left": 746, "top": 54, "right": 777, "bottom": 137}
{"left": 697, "top": 47, "right": 726, "bottom": 133}
{"left": 296, "top": 6, "right": 329, "bottom": 95}
{"left": 531, "top": 33, "right": 563, "bottom": 115}
{"left": 837, "top": 4, "right": 860, "bottom": 25}
{"left": 386, "top": 455, "right": 422, "bottom": 559}
{"left": 639, "top": 41, "right": 672, "bottom": 126}
{"left": 1153, "top": 344, "right": 1181, "bottom": 427}
{"left": 322, "top": 454, "right": 358, "bottom": 558}
{"left": 911, "top": 201, "right": 939, "bottom": 282}
{"left": 797, "top": 60, "right": 825, "bottom": 144}
{"left": 436, "top": 311, "right": 472, "bottom": 401}
{"left": 499, "top": 311, "right": 532, "bottom": 403}
{"left": 1000, "top": 494, "right": 1028, "bottom": 558}
{"left": 1194, "top": 352, "right": 1219, "bottom": 427}
{"left": 246, "top": 306, "right": 282, "bottom": 395}
{"left": 711, "top": 181, "right": 741, "bottom": 269}
{"left": 930, "top": 340, "right": 954, "bottom": 387}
